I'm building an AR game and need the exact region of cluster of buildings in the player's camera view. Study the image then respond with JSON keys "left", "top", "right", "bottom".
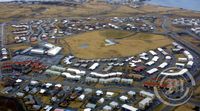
{"left": 1, "top": 75, "right": 158, "bottom": 111}
{"left": 172, "top": 18, "right": 200, "bottom": 26}
{"left": 172, "top": 18, "right": 200, "bottom": 36}
{"left": 110, "top": 16, "right": 155, "bottom": 32}
{"left": 9, "top": 42, "right": 64, "bottom": 66}
{"left": 172, "top": 42, "right": 194, "bottom": 69}
{"left": 0, "top": 40, "right": 198, "bottom": 111}
{"left": 11, "top": 16, "right": 156, "bottom": 43}
{"left": 11, "top": 19, "right": 59, "bottom": 43}
{"left": 191, "top": 27, "right": 200, "bottom": 36}
{"left": 12, "top": 42, "right": 62, "bottom": 57}
{"left": 60, "top": 42, "right": 195, "bottom": 88}
{"left": 30, "top": 43, "right": 62, "bottom": 56}
{"left": 1, "top": 60, "right": 47, "bottom": 74}
{"left": 104, "top": 0, "right": 144, "bottom": 5}
{"left": 0, "top": 15, "right": 199, "bottom": 111}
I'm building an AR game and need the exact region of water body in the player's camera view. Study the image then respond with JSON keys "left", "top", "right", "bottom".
{"left": 146, "top": 0, "right": 200, "bottom": 11}
{"left": 80, "top": 43, "right": 89, "bottom": 49}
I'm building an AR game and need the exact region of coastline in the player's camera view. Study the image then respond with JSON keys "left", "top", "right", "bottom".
{"left": 144, "top": 1, "right": 200, "bottom": 12}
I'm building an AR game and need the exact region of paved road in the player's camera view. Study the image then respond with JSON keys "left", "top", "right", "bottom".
{"left": 160, "top": 15, "right": 200, "bottom": 111}
{"left": 0, "top": 23, "right": 5, "bottom": 48}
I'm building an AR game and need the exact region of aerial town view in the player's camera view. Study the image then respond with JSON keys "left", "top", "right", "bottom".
{"left": 0, "top": 0, "right": 200, "bottom": 111}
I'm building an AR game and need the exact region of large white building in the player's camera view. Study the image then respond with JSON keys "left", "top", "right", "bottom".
{"left": 47, "top": 46, "right": 62, "bottom": 56}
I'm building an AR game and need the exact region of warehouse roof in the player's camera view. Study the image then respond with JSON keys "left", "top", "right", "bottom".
{"left": 47, "top": 46, "right": 62, "bottom": 56}
{"left": 122, "top": 104, "right": 138, "bottom": 111}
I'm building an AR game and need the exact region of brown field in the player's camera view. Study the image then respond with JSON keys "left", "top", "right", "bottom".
{"left": 194, "top": 86, "right": 200, "bottom": 96}
{"left": 175, "top": 54, "right": 186, "bottom": 59}
{"left": 169, "top": 10, "right": 200, "bottom": 18}
{"left": 0, "top": 2, "right": 113, "bottom": 22}
{"left": 105, "top": 5, "right": 143, "bottom": 16}
{"left": 0, "top": 1, "right": 198, "bottom": 22}
{"left": 154, "top": 17, "right": 165, "bottom": 33}
{"left": 99, "top": 29, "right": 136, "bottom": 39}
{"left": 61, "top": 30, "right": 172, "bottom": 59}
{"left": 68, "top": 101, "right": 83, "bottom": 108}
{"left": 174, "top": 103, "right": 195, "bottom": 111}
{"left": 181, "top": 36, "right": 200, "bottom": 50}
{"left": 40, "top": 2, "right": 113, "bottom": 17}
{"left": 193, "top": 80, "right": 200, "bottom": 100}
{"left": 153, "top": 103, "right": 167, "bottom": 111}
{"left": 106, "top": 4, "right": 179, "bottom": 17}
{"left": 42, "top": 76, "right": 65, "bottom": 83}
{"left": 38, "top": 95, "right": 51, "bottom": 105}
{"left": 7, "top": 43, "right": 30, "bottom": 52}
{"left": 138, "top": 4, "right": 178, "bottom": 13}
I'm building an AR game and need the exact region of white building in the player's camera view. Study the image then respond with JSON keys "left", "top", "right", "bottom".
{"left": 106, "top": 92, "right": 114, "bottom": 98}
{"left": 103, "top": 105, "right": 112, "bottom": 111}
{"left": 175, "top": 63, "right": 185, "bottom": 68}
{"left": 78, "top": 94, "right": 85, "bottom": 101}
{"left": 122, "top": 104, "right": 138, "bottom": 111}
{"left": 61, "top": 72, "right": 81, "bottom": 80}
{"left": 158, "top": 62, "right": 168, "bottom": 69}
{"left": 30, "top": 49, "right": 45, "bottom": 55}
{"left": 89, "top": 63, "right": 99, "bottom": 70}
{"left": 43, "top": 43, "right": 55, "bottom": 49}
{"left": 67, "top": 68, "right": 86, "bottom": 75}
{"left": 96, "top": 90, "right": 103, "bottom": 96}
{"left": 149, "top": 50, "right": 157, "bottom": 56}
{"left": 109, "top": 101, "right": 118, "bottom": 108}
{"left": 139, "top": 97, "right": 153, "bottom": 109}
{"left": 139, "top": 90, "right": 155, "bottom": 99}
{"left": 145, "top": 61, "right": 155, "bottom": 66}
{"left": 119, "top": 95, "right": 128, "bottom": 102}
{"left": 128, "top": 91, "right": 136, "bottom": 97}
{"left": 187, "top": 61, "right": 194, "bottom": 68}
{"left": 98, "top": 98, "right": 105, "bottom": 104}
{"left": 178, "top": 58, "right": 188, "bottom": 62}
{"left": 152, "top": 56, "right": 159, "bottom": 62}
{"left": 47, "top": 46, "right": 62, "bottom": 56}
{"left": 146, "top": 68, "right": 158, "bottom": 75}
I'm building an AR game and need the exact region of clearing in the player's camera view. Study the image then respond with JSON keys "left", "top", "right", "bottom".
{"left": 60, "top": 30, "right": 172, "bottom": 59}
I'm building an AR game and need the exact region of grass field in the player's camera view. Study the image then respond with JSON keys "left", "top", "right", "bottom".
{"left": 61, "top": 30, "right": 172, "bottom": 59}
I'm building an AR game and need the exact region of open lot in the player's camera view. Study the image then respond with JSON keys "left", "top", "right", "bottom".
{"left": 61, "top": 30, "right": 172, "bottom": 59}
